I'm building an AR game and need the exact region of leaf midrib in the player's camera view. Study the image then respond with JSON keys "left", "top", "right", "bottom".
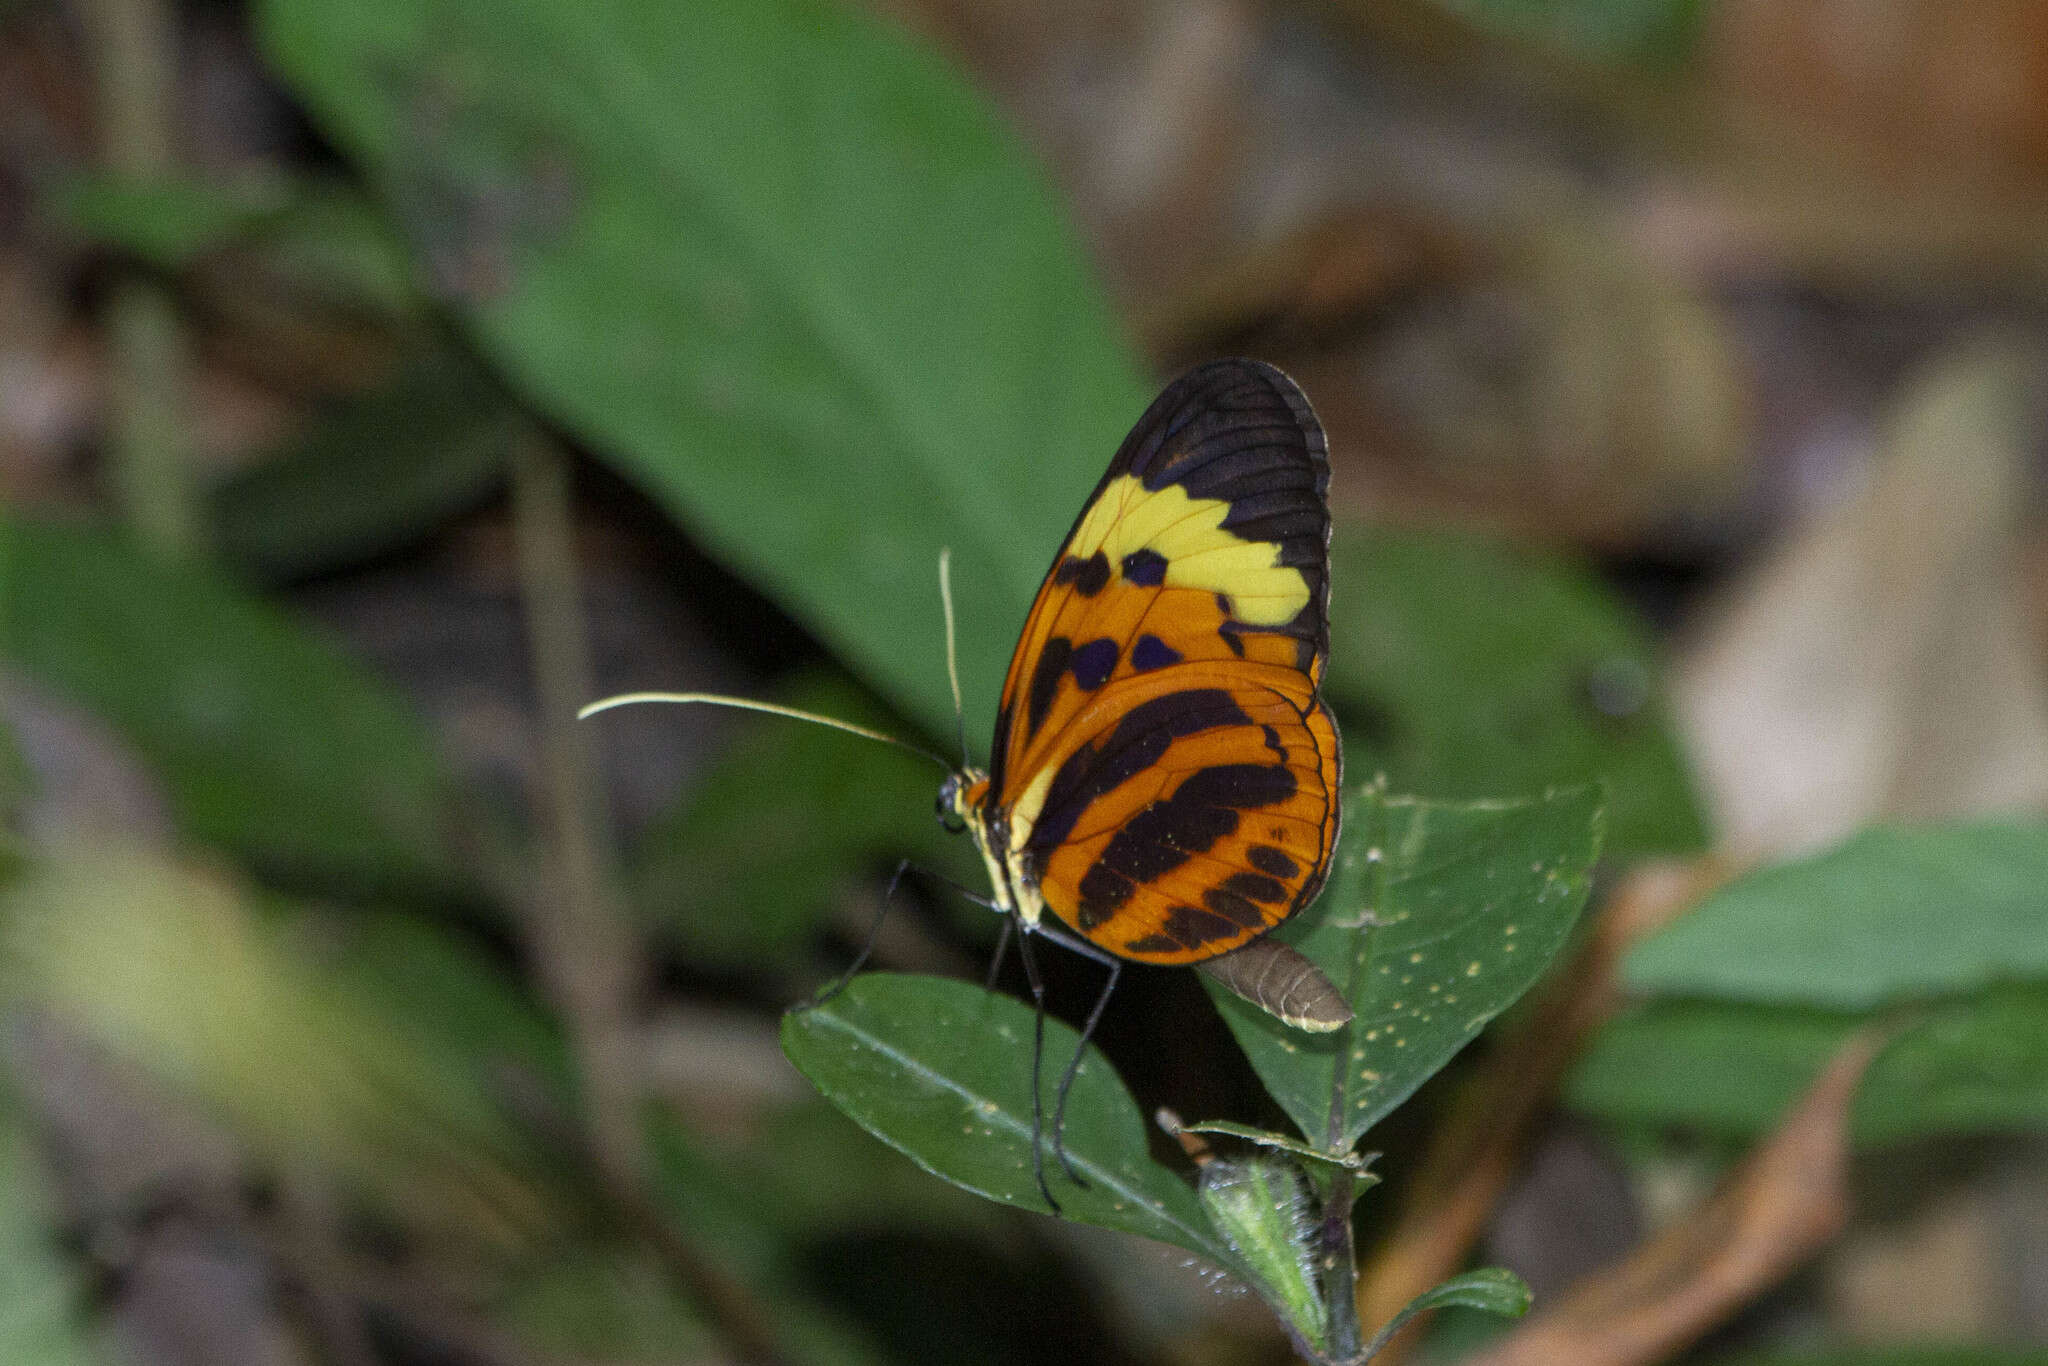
{"left": 800, "top": 1004, "right": 1235, "bottom": 1268}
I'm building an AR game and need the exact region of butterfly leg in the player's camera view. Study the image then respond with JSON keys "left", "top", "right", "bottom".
{"left": 1031, "top": 923, "right": 1125, "bottom": 1187}
{"left": 798, "top": 858, "right": 914, "bottom": 1009}
{"left": 985, "top": 915, "right": 1013, "bottom": 989}
{"left": 1013, "top": 923, "right": 1063, "bottom": 1214}
{"left": 801, "top": 861, "right": 1003, "bottom": 1011}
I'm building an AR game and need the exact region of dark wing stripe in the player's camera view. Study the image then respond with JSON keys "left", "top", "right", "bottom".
{"left": 1026, "top": 688, "right": 1252, "bottom": 856}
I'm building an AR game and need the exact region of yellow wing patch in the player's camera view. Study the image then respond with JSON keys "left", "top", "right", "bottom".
{"left": 1065, "top": 476, "right": 1310, "bottom": 627}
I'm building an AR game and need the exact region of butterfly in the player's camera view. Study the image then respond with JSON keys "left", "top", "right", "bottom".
{"left": 931, "top": 358, "right": 1348, "bottom": 1202}
{"left": 585, "top": 358, "right": 1348, "bottom": 1210}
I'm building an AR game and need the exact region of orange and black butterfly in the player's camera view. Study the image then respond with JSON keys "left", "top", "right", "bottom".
{"left": 929, "top": 359, "right": 1348, "bottom": 1202}
{"left": 941, "top": 358, "right": 1343, "bottom": 992}
{"left": 587, "top": 358, "right": 1348, "bottom": 1207}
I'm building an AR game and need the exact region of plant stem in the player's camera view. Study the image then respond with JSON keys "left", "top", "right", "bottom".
{"left": 1319, "top": 1168, "right": 1364, "bottom": 1363}
{"left": 508, "top": 432, "right": 792, "bottom": 1366}
{"left": 507, "top": 431, "right": 641, "bottom": 1185}
{"left": 80, "top": 0, "right": 203, "bottom": 557}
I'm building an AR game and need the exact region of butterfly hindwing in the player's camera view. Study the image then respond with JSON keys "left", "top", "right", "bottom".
{"left": 1008, "top": 663, "right": 1340, "bottom": 963}
{"left": 984, "top": 360, "right": 1340, "bottom": 965}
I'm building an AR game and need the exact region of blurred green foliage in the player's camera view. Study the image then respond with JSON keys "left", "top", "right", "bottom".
{"left": 1326, "top": 528, "right": 1704, "bottom": 862}
{"left": 1571, "top": 986, "right": 2048, "bottom": 1144}
{"left": 257, "top": 0, "right": 1148, "bottom": 744}
{"left": 0, "top": 1091, "right": 94, "bottom": 1366}
{"left": 630, "top": 673, "right": 981, "bottom": 968}
{"left": 2, "top": 0, "right": 2045, "bottom": 1359}
{"left": 213, "top": 349, "right": 515, "bottom": 580}
{"left": 1624, "top": 821, "right": 2048, "bottom": 1006}
{"left": 1573, "top": 822, "right": 2048, "bottom": 1143}
{"left": 0, "top": 519, "right": 464, "bottom": 893}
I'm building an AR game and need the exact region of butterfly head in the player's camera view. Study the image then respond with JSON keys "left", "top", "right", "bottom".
{"left": 939, "top": 766, "right": 1026, "bottom": 919}
{"left": 936, "top": 767, "right": 990, "bottom": 836}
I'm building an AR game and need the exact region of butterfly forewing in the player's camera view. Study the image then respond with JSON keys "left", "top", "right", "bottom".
{"left": 985, "top": 359, "right": 1340, "bottom": 965}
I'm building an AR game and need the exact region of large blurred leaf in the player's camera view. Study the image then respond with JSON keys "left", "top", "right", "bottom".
{"left": 1207, "top": 786, "right": 1602, "bottom": 1151}
{"left": 325, "top": 909, "right": 572, "bottom": 1105}
{"left": 0, "top": 519, "right": 461, "bottom": 891}
{"left": 1327, "top": 527, "right": 1703, "bottom": 862}
{"left": 257, "top": 0, "right": 1149, "bottom": 741}
{"left": 0, "top": 850, "right": 548, "bottom": 1249}
{"left": 1625, "top": 820, "right": 2048, "bottom": 1008}
{"left": 631, "top": 673, "right": 981, "bottom": 966}
{"left": 0, "top": 1093, "right": 95, "bottom": 1366}
{"left": 213, "top": 349, "right": 514, "bottom": 580}
{"left": 1569, "top": 985, "right": 2048, "bottom": 1145}
{"left": 781, "top": 973, "right": 1236, "bottom": 1267}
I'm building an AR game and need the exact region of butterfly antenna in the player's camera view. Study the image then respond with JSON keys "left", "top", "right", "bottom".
{"left": 938, "top": 547, "right": 970, "bottom": 768}
{"left": 578, "top": 692, "right": 953, "bottom": 772}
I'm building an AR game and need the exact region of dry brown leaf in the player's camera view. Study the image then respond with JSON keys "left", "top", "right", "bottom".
{"left": 1458, "top": 1028, "right": 1886, "bottom": 1366}
{"left": 1675, "top": 342, "right": 2048, "bottom": 857}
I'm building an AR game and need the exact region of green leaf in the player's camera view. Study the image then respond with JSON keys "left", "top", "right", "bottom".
{"left": 1569, "top": 985, "right": 2048, "bottom": 1145}
{"left": 213, "top": 349, "right": 514, "bottom": 581}
{"left": 1168, "top": 1119, "right": 1377, "bottom": 1173}
{"left": 0, "top": 1092, "right": 96, "bottom": 1366}
{"left": 1209, "top": 786, "right": 1603, "bottom": 1151}
{"left": 630, "top": 673, "right": 981, "bottom": 967}
{"left": 1360, "top": 1267, "right": 1532, "bottom": 1362}
{"left": 780, "top": 973, "right": 1235, "bottom": 1267}
{"left": 1197, "top": 1158, "right": 1327, "bottom": 1350}
{"left": 1624, "top": 820, "right": 2048, "bottom": 1009}
{"left": 0, "top": 518, "right": 462, "bottom": 892}
{"left": 256, "top": 0, "right": 1149, "bottom": 743}
{"left": 1327, "top": 527, "right": 1703, "bottom": 862}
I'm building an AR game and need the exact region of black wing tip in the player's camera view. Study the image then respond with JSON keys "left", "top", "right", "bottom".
{"left": 1118, "top": 358, "right": 1329, "bottom": 488}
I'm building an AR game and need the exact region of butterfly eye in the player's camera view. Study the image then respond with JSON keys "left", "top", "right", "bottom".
{"left": 936, "top": 776, "right": 968, "bottom": 834}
